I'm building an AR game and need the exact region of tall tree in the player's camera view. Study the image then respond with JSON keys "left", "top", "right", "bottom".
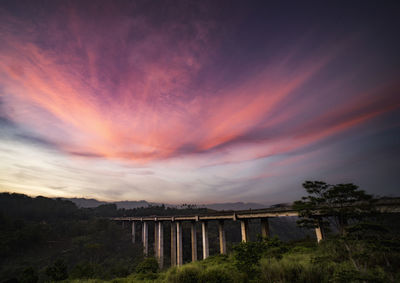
{"left": 293, "top": 181, "right": 375, "bottom": 236}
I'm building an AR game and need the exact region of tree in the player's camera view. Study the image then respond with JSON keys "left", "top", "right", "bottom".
{"left": 135, "top": 257, "right": 159, "bottom": 274}
{"left": 293, "top": 181, "right": 375, "bottom": 236}
{"left": 45, "top": 259, "right": 68, "bottom": 281}
{"left": 294, "top": 181, "right": 400, "bottom": 280}
{"left": 19, "top": 267, "right": 38, "bottom": 283}
{"left": 233, "top": 237, "right": 287, "bottom": 277}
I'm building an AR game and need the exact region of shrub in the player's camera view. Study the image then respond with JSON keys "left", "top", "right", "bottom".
{"left": 19, "top": 267, "right": 38, "bottom": 283}
{"left": 70, "top": 262, "right": 97, "bottom": 279}
{"left": 200, "top": 267, "right": 234, "bottom": 283}
{"left": 135, "top": 257, "right": 159, "bottom": 274}
{"left": 167, "top": 266, "right": 202, "bottom": 283}
{"left": 45, "top": 259, "right": 68, "bottom": 281}
{"left": 260, "top": 253, "right": 329, "bottom": 283}
{"left": 233, "top": 241, "right": 264, "bottom": 275}
{"left": 233, "top": 237, "right": 287, "bottom": 276}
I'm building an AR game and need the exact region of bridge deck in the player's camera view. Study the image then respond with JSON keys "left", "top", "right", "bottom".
{"left": 113, "top": 207, "right": 298, "bottom": 222}
{"left": 111, "top": 200, "right": 400, "bottom": 222}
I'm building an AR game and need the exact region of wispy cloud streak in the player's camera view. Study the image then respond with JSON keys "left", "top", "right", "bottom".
{"left": 0, "top": 1, "right": 399, "bottom": 202}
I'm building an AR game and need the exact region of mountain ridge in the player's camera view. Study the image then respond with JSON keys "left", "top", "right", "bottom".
{"left": 60, "top": 197, "right": 271, "bottom": 211}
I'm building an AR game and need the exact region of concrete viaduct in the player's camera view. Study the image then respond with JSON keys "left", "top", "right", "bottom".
{"left": 113, "top": 207, "right": 320, "bottom": 268}
{"left": 112, "top": 200, "right": 400, "bottom": 269}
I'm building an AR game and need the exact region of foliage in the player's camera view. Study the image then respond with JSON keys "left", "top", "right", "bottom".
{"left": 1, "top": 191, "right": 400, "bottom": 283}
{"left": 165, "top": 261, "right": 240, "bottom": 283}
{"left": 313, "top": 224, "right": 400, "bottom": 282}
{"left": 232, "top": 237, "right": 287, "bottom": 276}
{"left": 169, "top": 266, "right": 202, "bottom": 283}
{"left": 0, "top": 192, "right": 211, "bottom": 282}
{"left": 45, "top": 259, "right": 68, "bottom": 281}
{"left": 19, "top": 267, "right": 39, "bottom": 283}
{"left": 70, "top": 262, "right": 99, "bottom": 279}
{"left": 40, "top": 234, "right": 400, "bottom": 283}
{"left": 260, "top": 253, "right": 327, "bottom": 283}
{"left": 293, "top": 181, "right": 375, "bottom": 235}
{"left": 233, "top": 241, "right": 263, "bottom": 275}
{"left": 200, "top": 266, "right": 235, "bottom": 283}
{"left": 135, "top": 257, "right": 159, "bottom": 274}
{"left": 293, "top": 181, "right": 400, "bottom": 282}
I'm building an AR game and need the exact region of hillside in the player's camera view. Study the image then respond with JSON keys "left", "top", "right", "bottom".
{"left": 61, "top": 197, "right": 269, "bottom": 211}
{"left": 2, "top": 192, "right": 400, "bottom": 283}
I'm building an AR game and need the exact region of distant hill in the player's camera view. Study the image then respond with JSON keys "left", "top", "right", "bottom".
{"left": 61, "top": 198, "right": 268, "bottom": 211}
{"left": 61, "top": 198, "right": 151, "bottom": 209}
{"left": 61, "top": 197, "right": 108, "bottom": 208}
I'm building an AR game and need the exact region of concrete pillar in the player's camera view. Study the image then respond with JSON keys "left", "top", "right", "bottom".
{"left": 170, "top": 222, "right": 177, "bottom": 267}
{"left": 157, "top": 222, "right": 164, "bottom": 269}
{"left": 154, "top": 222, "right": 159, "bottom": 258}
{"left": 143, "top": 221, "right": 148, "bottom": 256}
{"left": 315, "top": 219, "right": 324, "bottom": 243}
{"left": 191, "top": 222, "right": 197, "bottom": 262}
{"left": 218, "top": 220, "right": 226, "bottom": 254}
{"left": 131, "top": 221, "right": 136, "bottom": 243}
{"left": 261, "top": 218, "right": 270, "bottom": 239}
{"left": 176, "top": 221, "right": 183, "bottom": 266}
{"left": 201, "top": 221, "right": 209, "bottom": 259}
{"left": 240, "top": 219, "right": 249, "bottom": 242}
{"left": 122, "top": 221, "right": 125, "bottom": 229}
{"left": 315, "top": 226, "right": 323, "bottom": 243}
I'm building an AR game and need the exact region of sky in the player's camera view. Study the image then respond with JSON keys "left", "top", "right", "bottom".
{"left": 0, "top": 0, "right": 399, "bottom": 204}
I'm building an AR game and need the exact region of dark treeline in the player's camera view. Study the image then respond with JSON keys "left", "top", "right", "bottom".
{"left": 2, "top": 187, "right": 400, "bottom": 283}
{"left": 0, "top": 192, "right": 213, "bottom": 282}
{"left": 0, "top": 192, "right": 211, "bottom": 220}
{"left": 0, "top": 192, "right": 313, "bottom": 282}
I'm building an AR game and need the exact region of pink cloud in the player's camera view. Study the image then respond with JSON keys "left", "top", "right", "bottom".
{"left": 0, "top": 4, "right": 399, "bottom": 169}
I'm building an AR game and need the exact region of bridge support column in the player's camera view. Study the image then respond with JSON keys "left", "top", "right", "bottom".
{"left": 201, "top": 221, "right": 209, "bottom": 259}
{"left": 241, "top": 219, "right": 249, "bottom": 242}
{"left": 157, "top": 222, "right": 164, "bottom": 268}
{"left": 315, "top": 219, "right": 324, "bottom": 243}
{"left": 218, "top": 220, "right": 226, "bottom": 254}
{"left": 154, "top": 222, "right": 159, "bottom": 258}
{"left": 176, "top": 222, "right": 183, "bottom": 266}
{"left": 170, "top": 222, "right": 176, "bottom": 267}
{"left": 261, "top": 218, "right": 270, "bottom": 239}
{"left": 142, "top": 221, "right": 148, "bottom": 256}
{"left": 191, "top": 222, "right": 197, "bottom": 261}
{"left": 131, "top": 221, "right": 136, "bottom": 243}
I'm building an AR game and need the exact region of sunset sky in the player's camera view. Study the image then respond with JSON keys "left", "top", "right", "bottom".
{"left": 0, "top": 0, "right": 399, "bottom": 204}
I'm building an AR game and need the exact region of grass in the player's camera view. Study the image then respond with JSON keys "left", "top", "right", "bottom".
{"left": 63, "top": 239, "right": 400, "bottom": 283}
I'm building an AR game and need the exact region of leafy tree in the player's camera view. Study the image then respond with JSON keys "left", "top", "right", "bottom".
{"left": 293, "top": 181, "right": 375, "bottom": 236}
{"left": 338, "top": 222, "right": 400, "bottom": 278}
{"left": 172, "top": 266, "right": 201, "bottom": 283}
{"left": 135, "top": 257, "right": 159, "bottom": 274}
{"left": 295, "top": 181, "right": 400, "bottom": 281}
{"left": 19, "top": 267, "right": 38, "bottom": 283}
{"left": 233, "top": 237, "right": 287, "bottom": 276}
{"left": 45, "top": 259, "right": 68, "bottom": 281}
{"left": 201, "top": 267, "right": 235, "bottom": 283}
{"left": 70, "top": 262, "right": 97, "bottom": 279}
{"left": 233, "top": 241, "right": 264, "bottom": 275}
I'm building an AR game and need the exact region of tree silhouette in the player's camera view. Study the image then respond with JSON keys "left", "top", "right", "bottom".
{"left": 293, "top": 181, "right": 375, "bottom": 236}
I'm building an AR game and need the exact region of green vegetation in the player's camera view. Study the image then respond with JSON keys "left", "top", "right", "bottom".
{"left": 0, "top": 192, "right": 210, "bottom": 282}
{"left": 293, "top": 181, "right": 375, "bottom": 235}
{"left": 64, "top": 236, "right": 400, "bottom": 283}
{"left": 1, "top": 180, "right": 400, "bottom": 282}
